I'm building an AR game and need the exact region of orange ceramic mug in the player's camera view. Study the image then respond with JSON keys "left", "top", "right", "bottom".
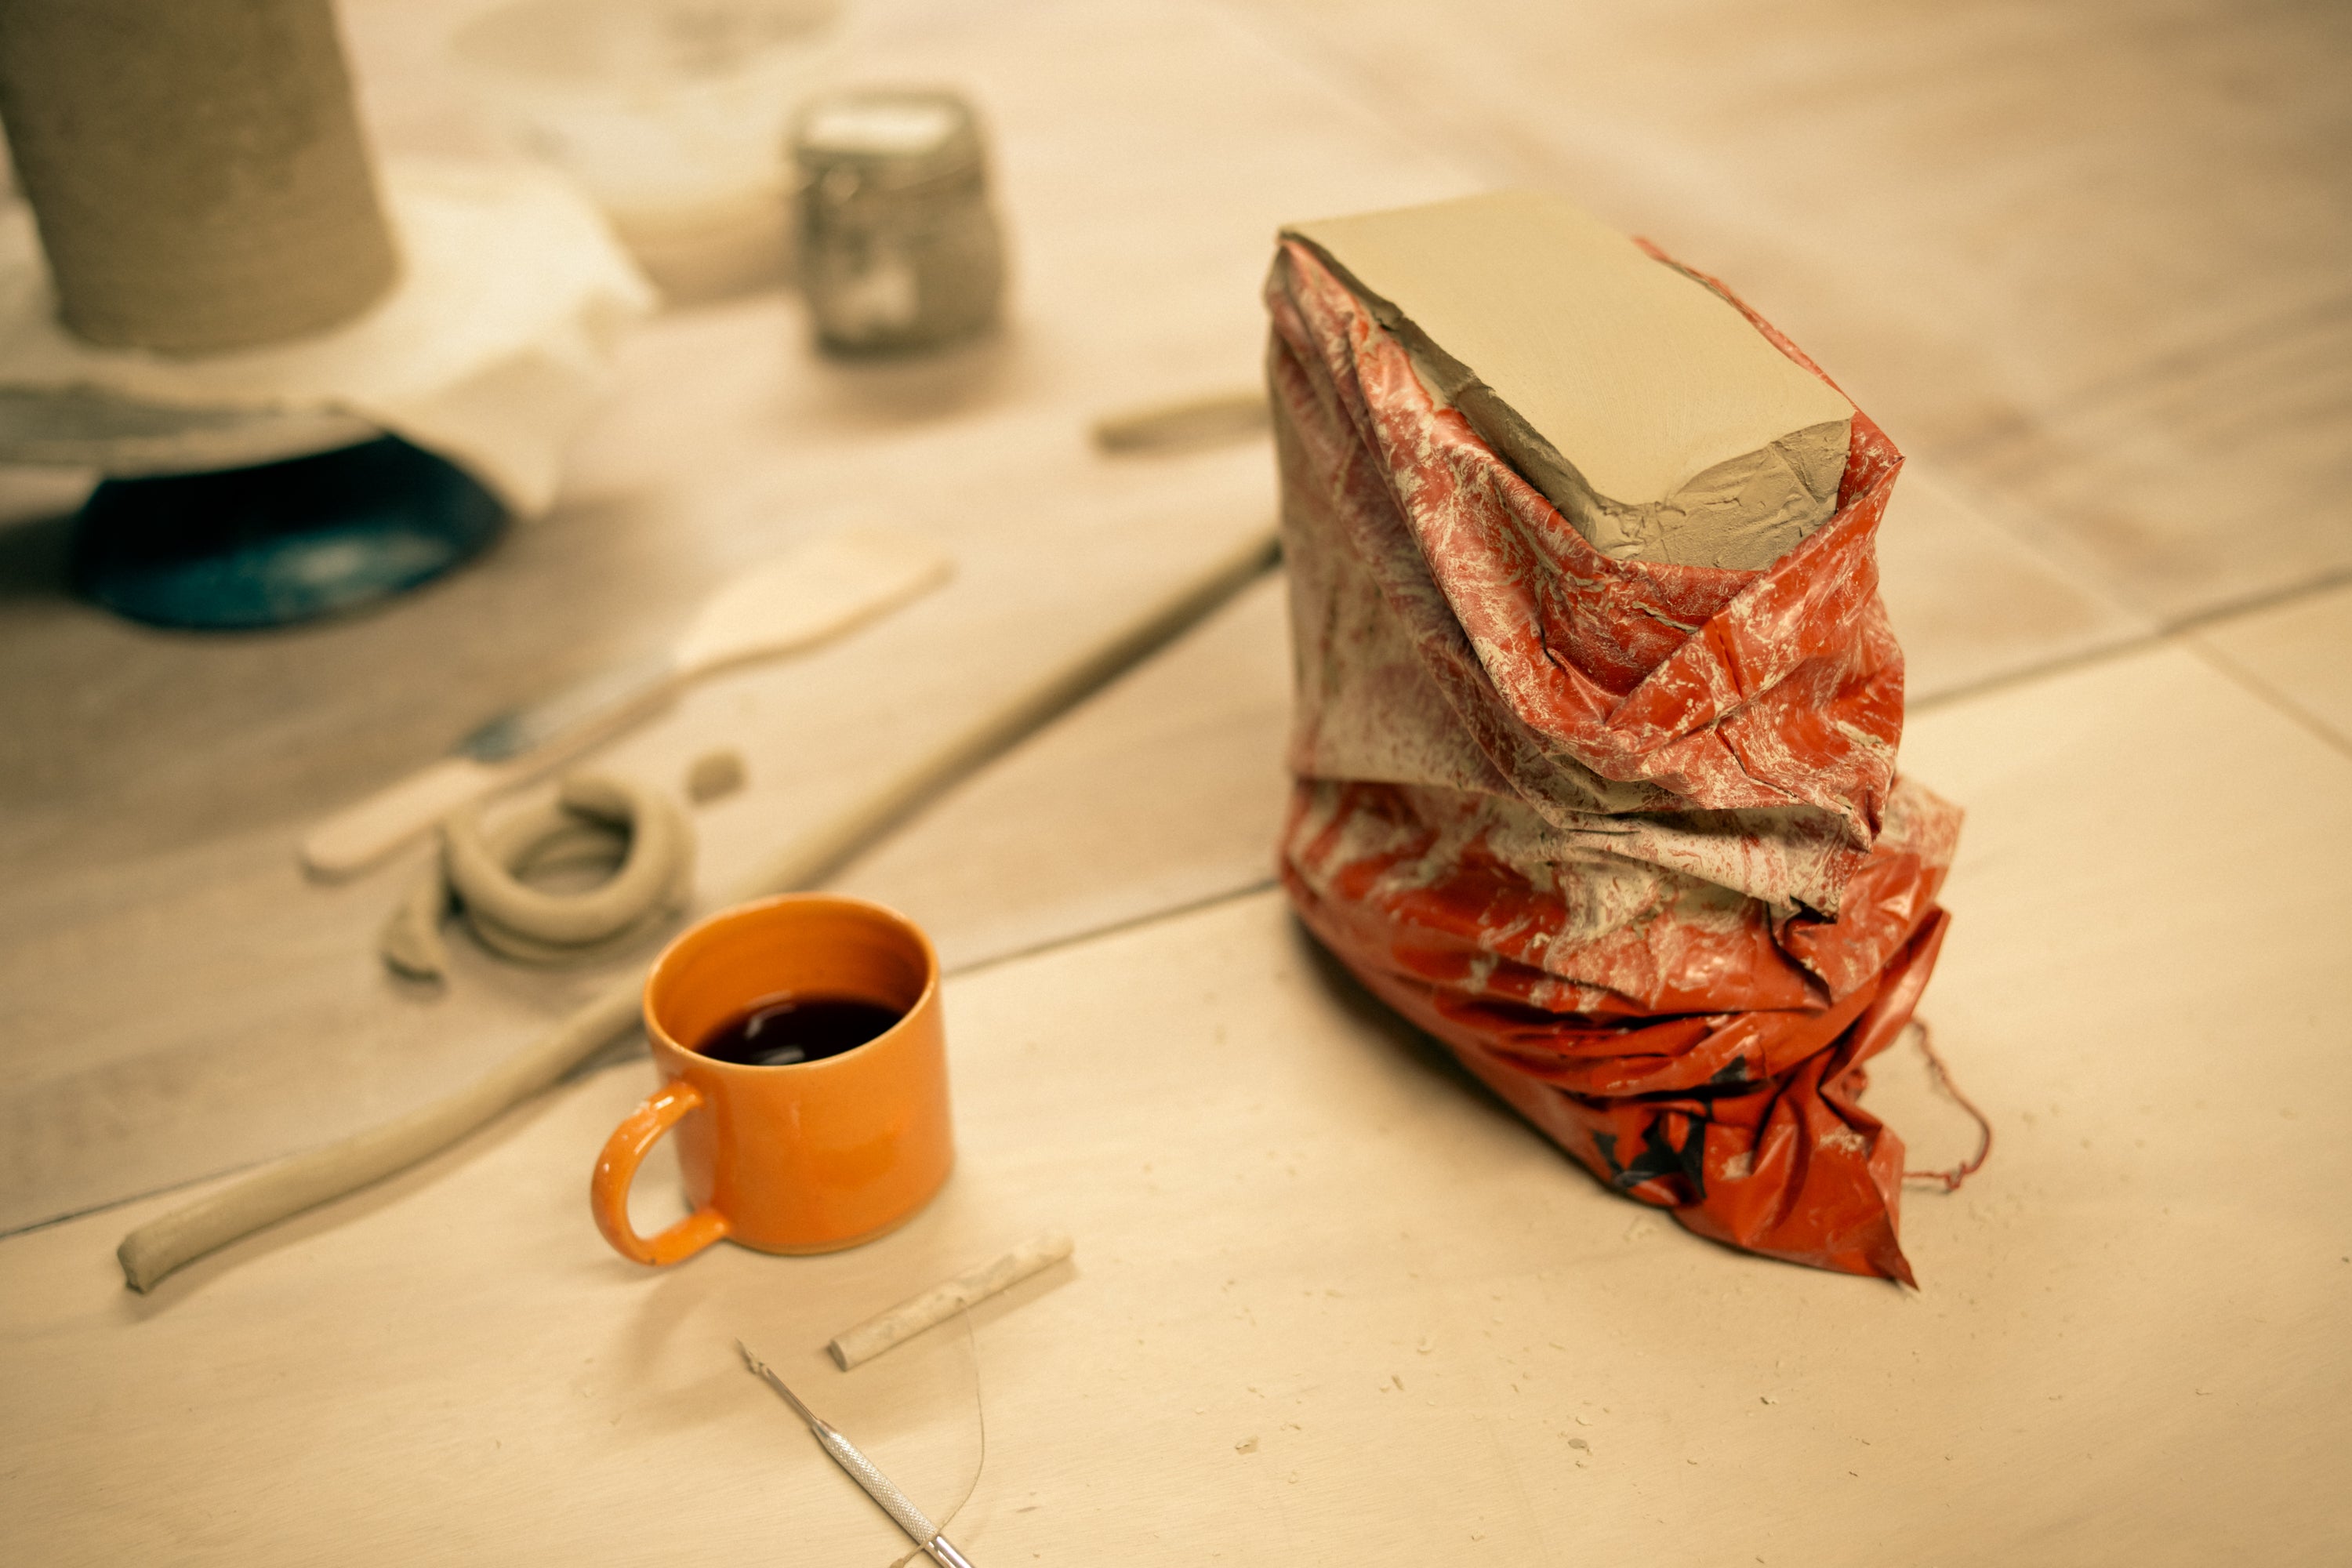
{"left": 591, "top": 894, "right": 953, "bottom": 1265}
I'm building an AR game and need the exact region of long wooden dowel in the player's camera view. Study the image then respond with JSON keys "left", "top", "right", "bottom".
{"left": 118, "top": 524, "right": 1279, "bottom": 1293}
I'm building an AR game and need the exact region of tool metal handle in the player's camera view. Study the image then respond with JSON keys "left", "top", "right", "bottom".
{"left": 815, "top": 1423, "right": 938, "bottom": 1544}
{"left": 457, "top": 653, "right": 677, "bottom": 763}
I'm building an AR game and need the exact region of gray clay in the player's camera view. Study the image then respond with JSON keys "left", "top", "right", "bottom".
{"left": 1285, "top": 191, "right": 1854, "bottom": 571}
{"left": 0, "top": 0, "right": 398, "bottom": 354}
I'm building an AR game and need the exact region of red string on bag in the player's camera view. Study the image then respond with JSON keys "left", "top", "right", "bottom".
{"left": 1900, "top": 1020, "right": 1993, "bottom": 1193}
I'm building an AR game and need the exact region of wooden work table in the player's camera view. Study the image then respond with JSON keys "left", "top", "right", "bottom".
{"left": 0, "top": 0, "right": 1468, "bottom": 1233}
{"left": 6, "top": 0, "right": 2350, "bottom": 1562}
{"left": 9, "top": 639, "right": 2352, "bottom": 1563}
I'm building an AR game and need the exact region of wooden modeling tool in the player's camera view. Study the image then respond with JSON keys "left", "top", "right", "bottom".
{"left": 299, "top": 527, "right": 953, "bottom": 880}
{"left": 738, "top": 1341, "right": 980, "bottom": 1568}
{"left": 118, "top": 523, "right": 1276, "bottom": 1292}
{"left": 829, "top": 1231, "right": 1073, "bottom": 1370}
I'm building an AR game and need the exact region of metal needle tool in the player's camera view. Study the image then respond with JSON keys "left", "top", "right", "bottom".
{"left": 737, "top": 1341, "right": 978, "bottom": 1568}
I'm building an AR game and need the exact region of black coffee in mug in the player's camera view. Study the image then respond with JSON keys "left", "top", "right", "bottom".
{"left": 693, "top": 993, "right": 902, "bottom": 1067}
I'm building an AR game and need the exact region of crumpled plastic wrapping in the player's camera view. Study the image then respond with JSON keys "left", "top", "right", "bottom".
{"left": 1267, "top": 234, "right": 1963, "bottom": 1282}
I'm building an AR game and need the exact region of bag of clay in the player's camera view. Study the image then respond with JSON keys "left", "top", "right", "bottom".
{"left": 1265, "top": 193, "right": 1965, "bottom": 1283}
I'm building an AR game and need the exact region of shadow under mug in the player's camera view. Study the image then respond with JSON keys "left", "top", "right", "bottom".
{"left": 590, "top": 894, "right": 954, "bottom": 1265}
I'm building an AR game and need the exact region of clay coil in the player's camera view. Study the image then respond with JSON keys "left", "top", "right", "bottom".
{"left": 379, "top": 774, "right": 692, "bottom": 980}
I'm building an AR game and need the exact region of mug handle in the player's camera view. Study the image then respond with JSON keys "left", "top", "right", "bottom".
{"left": 591, "top": 1080, "right": 731, "bottom": 1265}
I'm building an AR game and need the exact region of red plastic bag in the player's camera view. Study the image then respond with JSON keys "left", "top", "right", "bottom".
{"left": 1267, "top": 235, "right": 1963, "bottom": 1283}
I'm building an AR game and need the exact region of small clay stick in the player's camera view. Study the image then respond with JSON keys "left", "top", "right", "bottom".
{"left": 1091, "top": 389, "right": 1269, "bottom": 454}
{"left": 828, "top": 1230, "right": 1074, "bottom": 1370}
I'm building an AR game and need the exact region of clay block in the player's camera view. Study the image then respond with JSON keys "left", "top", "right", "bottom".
{"left": 1285, "top": 191, "right": 1853, "bottom": 569}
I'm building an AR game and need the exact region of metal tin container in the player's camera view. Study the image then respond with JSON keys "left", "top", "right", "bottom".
{"left": 791, "top": 88, "right": 1005, "bottom": 355}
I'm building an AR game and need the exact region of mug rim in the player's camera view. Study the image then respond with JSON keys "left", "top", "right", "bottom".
{"left": 644, "top": 891, "right": 939, "bottom": 1073}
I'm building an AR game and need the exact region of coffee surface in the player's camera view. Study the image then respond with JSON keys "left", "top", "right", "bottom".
{"left": 693, "top": 993, "right": 902, "bottom": 1067}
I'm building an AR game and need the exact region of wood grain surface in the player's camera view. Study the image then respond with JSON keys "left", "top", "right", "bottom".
{"left": 5, "top": 0, "right": 2349, "bottom": 1559}
{"left": 6, "top": 641, "right": 2350, "bottom": 1564}
{"left": 1235, "top": 0, "right": 2352, "bottom": 622}
{"left": 0, "top": 0, "right": 1468, "bottom": 1231}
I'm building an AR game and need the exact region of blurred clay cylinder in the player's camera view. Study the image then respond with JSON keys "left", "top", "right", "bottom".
{"left": 0, "top": 0, "right": 398, "bottom": 354}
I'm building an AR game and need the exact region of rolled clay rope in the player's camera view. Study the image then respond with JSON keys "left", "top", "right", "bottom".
{"left": 379, "top": 775, "right": 693, "bottom": 979}
{"left": 116, "top": 521, "right": 1280, "bottom": 1292}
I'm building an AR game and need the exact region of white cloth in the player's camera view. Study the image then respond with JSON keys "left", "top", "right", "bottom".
{"left": 0, "top": 158, "right": 656, "bottom": 514}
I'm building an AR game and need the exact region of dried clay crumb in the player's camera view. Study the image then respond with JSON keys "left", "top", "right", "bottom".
{"left": 1234, "top": 1436, "right": 1259, "bottom": 1454}
{"left": 686, "top": 748, "right": 748, "bottom": 804}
